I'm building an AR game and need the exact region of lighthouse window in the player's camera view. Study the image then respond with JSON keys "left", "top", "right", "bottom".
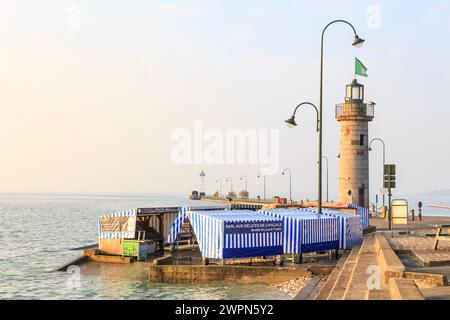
{"left": 359, "top": 134, "right": 365, "bottom": 146}
{"left": 352, "top": 86, "right": 361, "bottom": 99}
{"left": 346, "top": 86, "right": 352, "bottom": 98}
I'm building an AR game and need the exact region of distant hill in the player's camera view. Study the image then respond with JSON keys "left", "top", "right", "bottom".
{"left": 421, "top": 189, "right": 450, "bottom": 196}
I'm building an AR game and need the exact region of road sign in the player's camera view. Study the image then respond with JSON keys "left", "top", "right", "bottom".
{"left": 384, "top": 181, "right": 396, "bottom": 188}
{"left": 383, "top": 164, "right": 396, "bottom": 189}
{"left": 384, "top": 164, "right": 396, "bottom": 176}
{"left": 379, "top": 188, "right": 388, "bottom": 195}
{"left": 383, "top": 164, "right": 397, "bottom": 231}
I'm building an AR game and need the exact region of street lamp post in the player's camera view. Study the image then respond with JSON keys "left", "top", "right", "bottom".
{"left": 257, "top": 174, "right": 266, "bottom": 200}
{"left": 240, "top": 175, "right": 247, "bottom": 191}
{"left": 285, "top": 101, "right": 319, "bottom": 207}
{"left": 226, "top": 177, "right": 233, "bottom": 193}
{"left": 318, "top": 20, "right": 365, "bottom": 214}
{"left": 286, "top": 21, "right": 364, "bottom": 214}
{"left": 369, "top": 137, "right": 386, "bottom": 210}
{"left": 215, "top": 179, "right": 222, "bottom": 197}
{"left": 322, "top": 156, "right": 329, "bottom": 202}
{"left": 282, "top": 169, "right": 292, "bottom": 204}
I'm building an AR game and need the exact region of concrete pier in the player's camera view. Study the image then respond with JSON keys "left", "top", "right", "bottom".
{"left": 314, "top": 216, "right": 450, "bottom": 300}
{"left": 148, "top": 265, "right": 325, "bottom": 284}
{"left": 316, "top": 233, "right": 422, "bottom": 300}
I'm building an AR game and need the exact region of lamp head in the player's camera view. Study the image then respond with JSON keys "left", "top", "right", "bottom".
{"left": 352, "top": 35, "right": 365, "bottom": 47}
{"left": 285, "top": 115, "right": 297, "bottom": 128}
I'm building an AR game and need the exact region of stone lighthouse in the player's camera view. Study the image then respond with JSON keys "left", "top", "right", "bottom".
{"left": 336, "top": 79, "right": 375, "bottom": 207}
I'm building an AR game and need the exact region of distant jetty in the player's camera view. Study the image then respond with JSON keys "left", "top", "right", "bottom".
{"left": 428, "top": 204, "right": 450, "bottom": 210}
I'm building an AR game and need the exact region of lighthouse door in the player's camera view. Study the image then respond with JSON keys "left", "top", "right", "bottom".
{"left": 358, "top": 188, "right": 365, "bottom": 207}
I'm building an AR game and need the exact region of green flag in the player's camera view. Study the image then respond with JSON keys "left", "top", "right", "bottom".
{"left": 355, "top": 57, "right": 368, "bottom": 77}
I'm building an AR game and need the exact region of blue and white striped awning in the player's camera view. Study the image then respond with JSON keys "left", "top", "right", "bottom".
{"left": 259, "top": 209, "right": 339, "bottom": 254}
{"left": 167, "top": 209, "right": 283, "bottom": 259}
{"left": 165, "top": 205, "right": 225, "bottom": 244}
{"left": 298, "top": 208, "right": 363, "bottom": 249}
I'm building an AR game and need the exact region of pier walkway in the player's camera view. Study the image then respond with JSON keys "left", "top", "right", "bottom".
{"left": 316, "top": 231, "right": 431, "bottom": 300}
{"left": 317, "top": 233, "right": 390, "bottom": 300}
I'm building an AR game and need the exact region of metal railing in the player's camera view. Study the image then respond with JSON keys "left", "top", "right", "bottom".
{"left": 335, "top": 103, "right": 374, "bottom": 118}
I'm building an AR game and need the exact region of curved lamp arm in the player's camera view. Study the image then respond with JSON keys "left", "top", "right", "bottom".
{"left": 369, "top": 137, "right": 385, "bottom": 149}
{"left": 286, "top": 102, "right": 320, "bottom": 132}
{"left": 322, "top": 19, "right": 364, "bottom": 46}
{"left": 369, "top": 137, "right": 386, "bottom": 165}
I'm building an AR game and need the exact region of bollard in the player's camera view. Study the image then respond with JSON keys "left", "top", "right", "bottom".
{"left": 410, "top": 209, "right": 415, "bottom": 221}
{"left": 382, "top": 205, "right": 388, "bottom": 219}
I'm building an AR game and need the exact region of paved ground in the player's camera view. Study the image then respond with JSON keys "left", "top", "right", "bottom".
{"left": 371, "top": 216, "right": 450, "bottom": 266}
{"left": 388, "top": 236, "right": 450, "bottom": 266}
{"left": 420, "top": 286, "right": 450, "bottom": 300}
{"left": 370, "top": 216, "right": 450, "bottom": 299}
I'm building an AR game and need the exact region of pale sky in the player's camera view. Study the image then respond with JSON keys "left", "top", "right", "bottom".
{"left": 0, "top": 0, "right": 449, "bottom": 201}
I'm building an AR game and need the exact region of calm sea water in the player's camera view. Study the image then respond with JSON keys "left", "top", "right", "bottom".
{"left": 0, "top": 193, "right": 289, "bottom": 300}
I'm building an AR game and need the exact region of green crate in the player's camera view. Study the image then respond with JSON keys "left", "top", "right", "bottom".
{"left": 122, "top": 240, "right": 139, "bottom": 257}
{"left": 122, "top": 240, "right": 150, "bottom": 260}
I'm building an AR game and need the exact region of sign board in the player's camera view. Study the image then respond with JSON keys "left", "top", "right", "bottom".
{"left": 384, "top": 164, "right": 396, "bottom": 175}
{"left": 391, "top": 199, "right": 408, "bottom": 225}
{"left": 224, "top": 221, "right": 283, "bottom": 235}
{"left": 383, "top": 164, "right": 396, "bottom": 189}
{"left": 99, "top": 215, "right": 136, "bottom": 234}
{"left": 379, "top": 188, "right": 388, "bottom": 195}
{"left": 384, "top": 181, "right": 396, "bottom": 188}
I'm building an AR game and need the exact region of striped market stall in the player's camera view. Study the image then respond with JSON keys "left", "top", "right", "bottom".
{"left": 259, "top": 209, "right": 339, "bottom": 254}
{"left": 167, "top": 210, "right": 284, "bottom": 259}
{"left": 166, "top": 205, "right": 226, "bottom": 244}
{"left": 348, "top": 204, "right": 370, "bottom": 229}
{"left": 298, "top": 208, "right": 363, "bottom": 249}
{"left": 97, "top": 205, "right": 226, "bottom": 256}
